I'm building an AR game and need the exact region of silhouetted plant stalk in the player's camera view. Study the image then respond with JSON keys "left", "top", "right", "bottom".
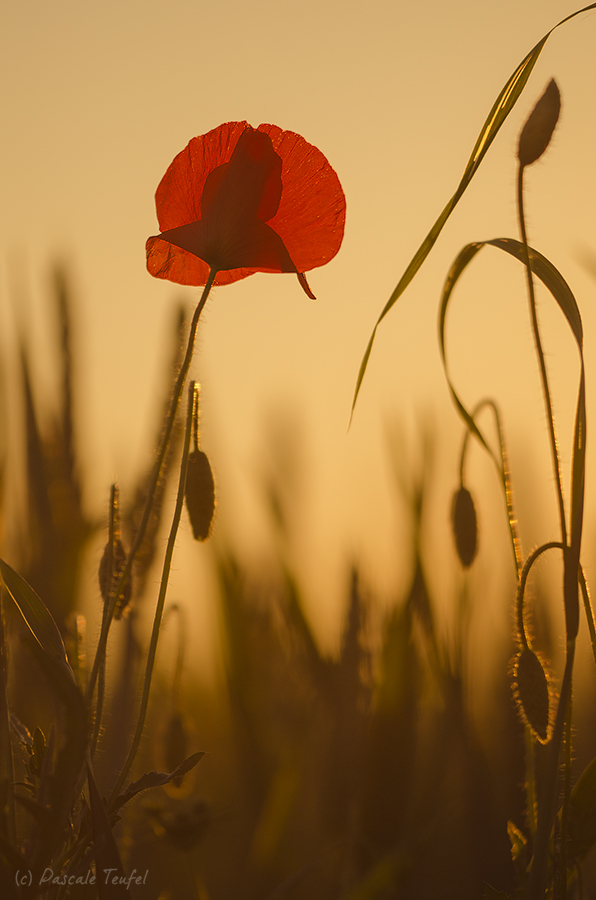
{"left": 107, "top": 380, "right": 200, "bottom": 807}
{"left": 441, "top": 75, "right": 595, "bottom": 898}
{"left": 516, "top": 80, "right": 583, "bottom": 900}
{"left": 85, "top": 269, "right": 217, "bottom": 714}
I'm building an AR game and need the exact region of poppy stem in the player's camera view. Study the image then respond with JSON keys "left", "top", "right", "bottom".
{"left": 85, "top": 269, "right": 217, "bottom": 711}
{"left": 108, "top": 380, "right": 198, "bottom": 808}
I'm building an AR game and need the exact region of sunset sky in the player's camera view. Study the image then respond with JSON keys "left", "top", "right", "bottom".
{"left": 2, "top": 0, "right": 596, "bottom": 667}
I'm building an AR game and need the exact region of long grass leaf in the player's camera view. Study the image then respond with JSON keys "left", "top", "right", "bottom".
{"left": 486, "top": 239, "right": 586, "bottom": 640}
{"left": 438, "top": 241, "right": 500, "bottom": 465}
{"left": 351, "top": 3, "right": 596, "bottom": 415}
{"left": 486, "top": 238, "right": 582, "bottom": 344}
{"left": 86, "top": 760, "right": 131, "bottom": 899}
{"left": 0, "top": 559, "right": 73, "bottom": 677}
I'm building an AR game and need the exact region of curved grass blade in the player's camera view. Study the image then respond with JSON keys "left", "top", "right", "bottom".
{"left": 438, "top": 241, "right": 496, "bottom": 462}
{"left": 439, "top": 238, "right": 584, "bottom": 446}
{"left": 485, "top": 240, "right": 586, "bottom": 640}
{"left": 0, "top": 559, "right": 73, "bottom": 679}
{"left": 486, "top": 238, "right": 582, "bottom": 344}
{"left": 351, "top": 2, "right": 596, "bottom": 417}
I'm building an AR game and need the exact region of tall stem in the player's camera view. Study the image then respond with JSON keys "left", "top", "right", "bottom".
{"left": 517, "top": 167, "right": 567, "bottom": 548}
{"left": 108, "top": 381, "right": 198, "bottom": 806}
{"left": 518, "top": 164, "right": 577, "bottom": 899}
{"left": 86, "top": 270, "right": 217, "bottom": 708}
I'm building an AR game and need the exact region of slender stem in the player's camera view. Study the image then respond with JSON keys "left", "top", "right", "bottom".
{"left": 85, "top": 270, "right": 217, "bottom": 708}
{"left": 517, "top": 166, "right": 567, "bottom": 549}
{"left": 527, "top": 641, "right": 575, "bottom": 900}
{"left": 516, "top": 542, "right": 563, "bottom": 649}
{"left": 559, "top": 691, "right": 573, "bottom": 899}
{"left": 518, "top": 164, "right": 577, "bottom": 899}
{"left": 460, "top": 398, "right": 523, "bottom": 576}
{"left": 108, "top": 381, "right": 198, "bottom": 807}
{"left": 525, "top": 725, "right": 537, "bottom": 838}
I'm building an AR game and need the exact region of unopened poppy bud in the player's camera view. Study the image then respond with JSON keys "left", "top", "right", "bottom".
{"left": 99, "top": 537, "right": 132, "bottom": 619}
{"left": 451, "top": 486, "right": 478, "bottom": 568}
{"left": 185, "top": 449, "right": 215, "bottom": 541}
{"left": 518, "top": 79, "right": 560, "bottom": 168}
{"left": 513, "top": 647, "right": 550, "bottom": 743}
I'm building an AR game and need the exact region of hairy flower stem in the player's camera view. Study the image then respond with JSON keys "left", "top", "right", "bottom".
{"left": 86, "top": 270, "right": 217, "bottom": 710}
{"left": 108, "top": 381, "right": 199, "bottom": 808}
{"left": 518, "top": 162, "right": 576, "bottom": 898}
{"left": 517, "top": 167, "right": 567, "bottom": 548}
{"left": 527, "top": 643, "right": 574, "bottom": 900}
{"left": 460, "top": 398, "right": 522, "bottom": 575}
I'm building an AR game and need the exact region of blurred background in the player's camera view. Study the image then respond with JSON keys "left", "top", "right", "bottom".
{"left": 2, "top": 1, "right": 596, "bottom": 897}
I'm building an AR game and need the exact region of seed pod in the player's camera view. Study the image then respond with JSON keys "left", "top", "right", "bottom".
{"left": 99, "top": 537, "right": 132, "bottom": 619}
{"left": 185, "top": 449, "right": 215, "bottom": 541}
{"left": 513, "top": 647, "right": 550, "bottom": 743}
{"left": 451, "top": 486, "right": 478, "bottom": 568}
{"left": 518, "top": 79, "right": 560, "bottom": 168}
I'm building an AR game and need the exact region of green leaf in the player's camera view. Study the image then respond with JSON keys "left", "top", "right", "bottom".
{"left": 568, "top": 754, "right": 596, "bottom": 860}
{"left": 351, "top": 2, "right": 596, "bottom": 415}
{"left": 438, "top": 238, "right": 584, "bottom": 469}
{"left": 111, "top": 751, "right": 205, "bottom": 814}
{"left": 438, "top": 242, "right": 496, "bottom": 463}
{"left": 87, "top": 760, "right": 130, "bottom": 900}
{"left": 486, "top": 238, "right": 582, "bottom": 346}
{"left": 484, "top": 238, "right": 585, "bottom": 640}
{"left": 0, "top": 559, "right": 73, "bottom": 678}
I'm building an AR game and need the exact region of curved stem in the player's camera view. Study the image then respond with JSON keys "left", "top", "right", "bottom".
{"left": 515, "top": 541, "right": 563, "bottom": 648}
{"left": 108, "top": 381, "right": 198, "bottom": 807}
{"left": 86, "top": 270, "right": 217, "bottom": 709}
{"left": 517, "top": 166, "right": 567, "bottom": 549}
{"left": 460, "top": 398, "right": 523, "bottom": 577}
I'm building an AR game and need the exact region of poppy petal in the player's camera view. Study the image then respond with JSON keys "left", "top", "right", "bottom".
{"left": 257, "top": 125, "right": 346, "bottom": 272}
{"left": 154, "top": 218, "right": 297, "bottom": 273}
{"left": 146, "top": 121, "right": 345, "bottom": 290}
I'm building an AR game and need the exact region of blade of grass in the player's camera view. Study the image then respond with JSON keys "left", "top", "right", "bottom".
{"left": 0, "top": 559, "right": 74, "bottom": 679}
{"left": 86, "top": 757, "right": 131, "bottom": 900}
{"left": 439, "top": 238, "right": 584, "bottom": 459}
{"left": 351, "top": 2, "right": 596, "bottom": 417}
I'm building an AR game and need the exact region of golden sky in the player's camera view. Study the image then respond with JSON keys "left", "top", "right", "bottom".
{"left": 2, "top": 0, "right": 596, "bottom": 661}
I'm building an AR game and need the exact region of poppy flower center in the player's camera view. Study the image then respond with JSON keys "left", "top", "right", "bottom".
{"left": 156, "top": 128, "right": 297, "bottom": 275}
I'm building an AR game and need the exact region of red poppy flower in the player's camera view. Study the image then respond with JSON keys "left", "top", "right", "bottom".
{"left": 146, "top": 121, "right": 346, "bottom": 298}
